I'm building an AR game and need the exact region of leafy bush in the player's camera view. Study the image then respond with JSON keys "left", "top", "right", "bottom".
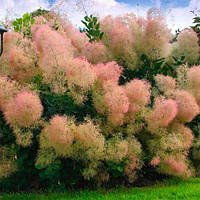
{"left": 0, "top": 9, "right": 200, "bottom": 191}
{"left": 12, "top": 13, "right": 35, "bottom": 38}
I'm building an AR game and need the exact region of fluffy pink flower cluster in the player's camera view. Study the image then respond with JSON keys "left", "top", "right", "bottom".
{"left": 148, "top": 98, "right": 178, "bottom": 129}
{"left": 110, "top": 17, "right": 134, "bottom": 55}
{"left": 66, "top": 58, "right": 96, "bottom": 90}
{"left": 100, "top": 15, "right": 138, "bottom": 69}
{"left": 93, "top": 61, "right": 122, "bottom": 86}
{"left": 34, "top": 24, "right": 73, "bottom": 63}
{"left": 5, "top": 92, "right": 43, "bottom": 127}
{"left": 63, "top": 23, "right": 88, "bottom": 55}
{"left": 150, "top": 156, "right": 160, "bottom": 166}
{"left": 3, "top": 32, "right": 23, "bottom": 53}
{"left": 33, "top": 24, "right": 98, "bottom": 96}
{"left": 124, "top": 79, "right": 151, "bottom": 114}
{"left": 81, "top": 42, "right": 112, "bottom": 64}
{"left": 7, "top": 48, "right": 35, "bottom": 83}
{"left": 143, "top": 15, "right": 172, "bottom": 60}
{"left": 172, "top": 90, "right": 199, "bottom": 123}
{"left": 103, "top": 83, "right": 129, "bottom": 125}
{"left": 44, "top": 115, "right": 74, "bottom": 156}
{"left": 0, "top": 76, "right": 20, "bottom": 112}
{"left": 46, "top": 115, "right": 74, "bottom": 145}
{"left": 155, "top": 74, "right": 176, "bottom": 92}
{"left": 164, "top": 156, "right": 188, "bottom": 175}
{"left": 75, "top": 121, "right": 105, "bottom": 154}
{"left": 97, "top": 14, "right": 172, "bottom": 69}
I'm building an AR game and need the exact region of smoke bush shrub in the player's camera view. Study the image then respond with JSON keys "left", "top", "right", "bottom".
{"left": 0, "top": 9, "right": 200, "bottom": 191}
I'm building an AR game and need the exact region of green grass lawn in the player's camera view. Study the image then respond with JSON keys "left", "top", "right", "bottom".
{"left": 1, "top": 178, "right": 200, "bottom": 200}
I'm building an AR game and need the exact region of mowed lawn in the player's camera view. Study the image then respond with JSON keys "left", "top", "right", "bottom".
{"left": 1, "top": 178, "right": 200, "bottom": 200}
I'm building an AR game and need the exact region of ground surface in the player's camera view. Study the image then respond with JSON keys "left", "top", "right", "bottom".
{"left": 1, "top": 178, "right": 200, "bottom": 200}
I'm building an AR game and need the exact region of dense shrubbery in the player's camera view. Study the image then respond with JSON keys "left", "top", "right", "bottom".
{"left": 0, "top": 9, "right": 200, "bottom": 191}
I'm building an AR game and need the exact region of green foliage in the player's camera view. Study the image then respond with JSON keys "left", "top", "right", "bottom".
{"left": 120, "top": 55, "right": 180, "bottom": 85}
{"left": 81, "top": 15, "right": 104, "bottom": 42}
{"left": 12, "top": 13, "right": 35, "bottom": 38}
{"left": 170, "top": 29, "right": 181, "bottom": 43}
{"left": 107, "top": 161, "right": 125, "bottom": 178}
{"left": 31, "top": 8, "right": 49, "bottom": 17}
{"left": 191, "top": 13, "right": 200, "bottom": 45}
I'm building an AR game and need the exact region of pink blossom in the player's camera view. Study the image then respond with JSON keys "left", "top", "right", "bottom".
{"left": 81, "top": 42, "right": 112, "bottom": 64}
{"left": 103, "top": 84, "right": 129, "bottom": 114}
{"left": 65, "top": 58, "right": 96, "bottom": 90}
{"left": 150, "top": 156, "right": 160, "bottom": 166}
{"left": 110, "top": 17, "right": 134, "bottom": 56}
{"left": 124, "top": 79, "right": 151, "bottom": 113}
{"left": 173, "top": 90, "right": 199, "bottom": 122}
{"left": 33, "top": 25, "right": 72, "bottom": 65}
{"left": 7, "top": 48, "right": 35, "bottom": 83}
{"left": 94, "top": 61, "right": 122, "bottom": 86}
{"left": 3, "top": 32, "right": 23, "bottom": 53}
{"left": 45, "top": 115, "right": 74, "bottom": 145}
{"left": 64, "top": 23, "right": 88, "bottom": 55}
{"left": 102, "top": 82, "right": 129, "bottom": 125}
{"left": 142, "top": 16, "right": 172, "bottom": 60}
{"left": 148, "top": 98, "right": 178, "bottom": 128}
{"left": 155, "top": 74, "right": 176, "bottom": 92}
{"left": 0, "top": 76, "right": 19, "bottom": 112}
{"left": 5, "top": 92, "right": 43, "bottom": 127}
{"left": 165, "top": 156, "right": 187, "bottom": 174}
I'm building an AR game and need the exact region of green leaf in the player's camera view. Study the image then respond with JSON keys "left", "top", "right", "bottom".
{"left": 172, "top": 56, "right": 178, "bottom": 62}
{"left": 89, "top": 38, "right": 96, "bottom": 42}
{"left": 81, "top": 20, "right": 87, "bottom": 25}
{"left": 30, "top": 18, "right": 35, "bottom": 24}
{"left": 181, "top": 55, "right": 185, "bottom": 61}
{"left": 94, "top": 29, "right": 100, "bottom": 37}
{"left": 88, "top": 22, "right": 93, "bottom": 28}
{"left": 95, "top": 23, "right": 100, "bottom": 30}
{"left": 93, "top": 17, "right": 97, "bottom": 25}
{"left": 100, "top": 32, "right": 104, "bottom": 39}
{"left": 117, "top": 166, "right": 123, "bottom": 172}
{"left": 86, "top": 33, "right": 92, "bottom": 39}
{"left": 84, "top": 16, "right": 89, "bottom": 21}
{"left": 86, "top": 29, "right": 93, "bottom": 35}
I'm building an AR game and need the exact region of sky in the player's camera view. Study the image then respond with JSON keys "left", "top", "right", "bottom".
{"left": 0, "top": 0, "right": 200, "bottom": 33}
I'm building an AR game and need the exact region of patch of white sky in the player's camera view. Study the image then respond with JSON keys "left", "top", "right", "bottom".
{"left": 0, "top": 0, "right": 200, "bottom": 33}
